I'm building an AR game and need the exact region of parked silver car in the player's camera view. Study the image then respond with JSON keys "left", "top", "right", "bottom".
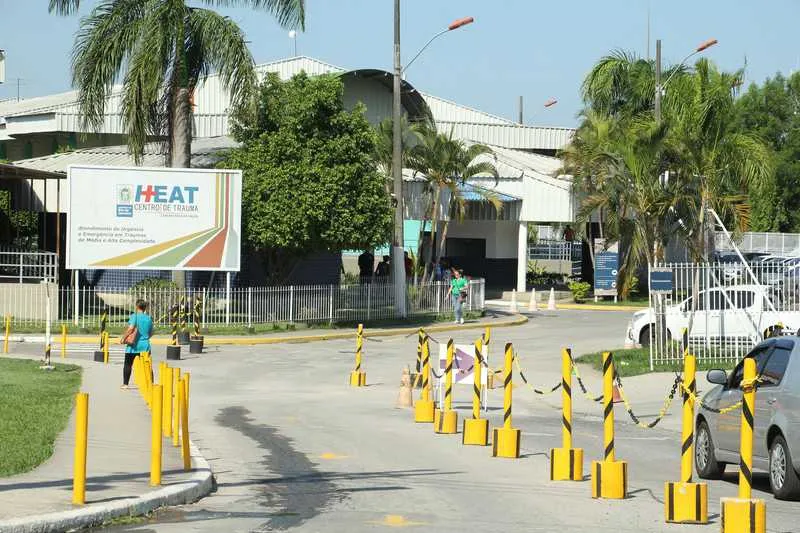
{"left": 695, "top": 337, "right": 800, "bottom": 500}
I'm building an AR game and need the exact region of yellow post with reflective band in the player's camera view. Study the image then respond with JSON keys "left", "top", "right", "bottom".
{"left": 492, "top": 343, "right": 520, "bottom": 458}
{"left": 413, "top": 334, "right": 435, "bottom": 422}
{"left": 434, "top": 339, "right": 458, "bottom": 434}
{"left": 721, "top": 357, "right": 766, "bottom": 533}
{"left": 550, "top": 348, "right": 583, "bottom": 480}
{"left": 3, "top": 314, "right": 10, "bottom": 354}
{"left": 150, "top": 384, "right": 163, "bottom": 486}
{"left": 181, "top": 375, "right": 191, "bottom": 471}
{"left": 349, "top": 323, "right": 367, "bottom": 387}
{"left": 172, "top": 367, "right": 181, "bottom": 447}
{"left": 162, "top": 366, "right": 173, "bottom": 438}
{"left": 102, "top": 332, "right": 109, "bottom": 364}
{"left": 61, "top": 324, "right": 67, "bottom": 359}
{"left": 591, "top": 351, "right": 627, "bottom": 498}
{"left": 414, "top": 329, "right": 424, "bottom": 388}
{"left": 665, "top": 340, "right": 708, "bottom": 523}
{"left": 463, "top": 337, "right": 490, "bottom": 445}
{"left": 72, "top": 392, "right": 89, "bottom": 505}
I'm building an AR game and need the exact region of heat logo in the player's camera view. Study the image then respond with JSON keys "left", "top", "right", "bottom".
{"left": 116, "top": 184, "right": 200, "bottom": 217}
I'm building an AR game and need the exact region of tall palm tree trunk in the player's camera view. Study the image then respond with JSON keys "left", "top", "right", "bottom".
{"left": 425, "top": 187, "right": 442, "bottom": 282}
{"left": 170, "top": 87, "right": 192, "bottom": 168}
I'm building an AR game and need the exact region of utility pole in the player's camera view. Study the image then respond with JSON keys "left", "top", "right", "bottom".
{"left": 518, "top": 96, "right": 524, "bottom": 124}
{"left": 654, "top": 39, "right": 662, "bottom": 122}
{"left": 391, "top": 0, "right": 407, "bottom": 317}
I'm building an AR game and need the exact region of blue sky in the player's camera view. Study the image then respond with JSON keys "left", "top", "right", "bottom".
{"left": 1, "top": 0, "right": 799, "bottom": 127}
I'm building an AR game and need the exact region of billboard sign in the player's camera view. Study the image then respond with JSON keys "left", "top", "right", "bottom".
{"left": 67, "top": 165, "right": 241, "bottom": 271}
{"left": 594, "top": 251, "right": 619, "bottom": 296}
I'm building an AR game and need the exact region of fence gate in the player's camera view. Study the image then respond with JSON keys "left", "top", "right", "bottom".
{"left": 647, "top": 262, "right": 800, "bottom": 368}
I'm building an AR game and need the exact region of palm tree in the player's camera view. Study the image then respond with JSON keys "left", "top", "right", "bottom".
{"left": 408, "top": 124, "right": 500, "bottom": 279}
{"left": 61, "top": 0, "right": 304, "bottom": 166}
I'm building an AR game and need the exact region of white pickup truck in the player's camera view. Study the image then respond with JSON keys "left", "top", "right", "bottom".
{"left": 626, "top": 284, "right": 800, "bottom": 347}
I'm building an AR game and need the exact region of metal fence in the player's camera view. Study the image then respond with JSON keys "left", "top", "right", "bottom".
{"left": 528, "top": 239, "right": 582, "bottom": 262}
{"left": 0, "top": 249, "right": 58, "bottom": 283}
{"left": 715, "top": 232, "right": 800, "bottom": 255}
{"left": 646, "top": 262, "right": 800, "bottom": 367}
{"left": 0, "top": 279, "right": 486, "bottom": 329}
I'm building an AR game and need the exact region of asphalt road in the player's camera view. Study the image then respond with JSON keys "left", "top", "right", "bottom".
{"left": 93, "top": 310, "right": 798, "bottom": 533}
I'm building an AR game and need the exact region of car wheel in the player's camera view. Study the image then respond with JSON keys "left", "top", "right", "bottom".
{"left": 769, "top": 434, "right": 800, "bottom": 500}
{"left": 639, "top": 326, "right": 651, "bottom": 347}
{"left": 695, "top": 420, "right": 725, "bottom": 479}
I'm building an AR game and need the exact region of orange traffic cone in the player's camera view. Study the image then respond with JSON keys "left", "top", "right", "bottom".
{"left": 396, "top": 368, "right": 413, "bottom": 408}
{"left": 612, "top": 384, "right": 623, "bottom": 403}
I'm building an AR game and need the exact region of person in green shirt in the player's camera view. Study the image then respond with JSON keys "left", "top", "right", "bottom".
{"left": 450, "top": 268, "right": 468, "bottom": 324}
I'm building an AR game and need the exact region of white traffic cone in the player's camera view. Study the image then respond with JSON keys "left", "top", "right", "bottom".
{"left": 528, "top": 288, "right": 538, "bottom": 312}
{"left": 509, "top": 289, "right": 519, "bottom": 313}
{"left": 547, "top": 287, "right": 557, "bottom": 311}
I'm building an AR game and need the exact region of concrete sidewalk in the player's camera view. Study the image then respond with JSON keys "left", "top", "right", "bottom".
{"left": 0, "top": 351, "right": 212, "bottom": 533}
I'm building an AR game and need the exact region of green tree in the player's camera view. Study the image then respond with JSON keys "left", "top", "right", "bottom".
{"left": 408, "top": 123, "right": 500, "bottom": 279}
{"left": 734, "top": 72, "right": 800, "bottom": 232}
{"left": 224, "top": 73, "right": 392, "bottom": 282}
{"left": 64, "top": 0, "right": 304, "bottom": 166}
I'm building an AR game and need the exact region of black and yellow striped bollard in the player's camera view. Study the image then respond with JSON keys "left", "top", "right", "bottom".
{"left": 463, "top": 336, "right": 489, "bottom": 445}
{"left": 349, "top": 324, "right": 367, "bottom": 387}
{"left": 721, "top": 357, "right": 766, "bottom": 533}
{"left": 413, "top": 329, "right": 424, "bottom": 388}
{"left": 665, "top": 348, "right": 707, "bottom": 523}
{"left": 591, "top": 351, "right": 627, "bottom": 498}
{"left": 434, "top": 339, "right": 458, "bottom": 434}
{"left": 166, "top": 305, "right": 181, "bottom": 360}
{"left": 492, "top": 343, "right": 520, "bottom": 458}
{"left": 550, "top": 348, "right": 583, "bottom": 480}
{"left": 413, "top": 334, "right": 435, "bottom": 422}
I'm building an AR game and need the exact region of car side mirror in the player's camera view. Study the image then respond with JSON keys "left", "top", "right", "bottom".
{"left": 706, "top": 369, "right": 727, "bottom": 386}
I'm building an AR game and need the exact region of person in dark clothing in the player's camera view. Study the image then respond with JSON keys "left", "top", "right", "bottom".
{"left": 358, "top": 250, "right": 374, "bottom": 283}
{"left": 375, "top": 255, "right": 391, "bottom": 279}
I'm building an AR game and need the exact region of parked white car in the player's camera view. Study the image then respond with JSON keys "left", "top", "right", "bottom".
{"left": 626, "top": 284, "right": 799, "bottom": 347}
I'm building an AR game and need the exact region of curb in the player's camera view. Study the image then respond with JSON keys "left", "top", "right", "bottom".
{"left": 0, "top": 441, "right": 213, "bottom": 533}
{"left": 555, "top": 303, "right": 645, "bottom": 312}
{"left": 10, "top": 315, "right": 528, "bottom": 347}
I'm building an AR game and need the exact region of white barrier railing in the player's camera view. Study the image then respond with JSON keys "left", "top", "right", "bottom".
{"left": 0, "top": 279, "right": 486, "bottom": 329}
{"left": 528, "top": 239, "right": 582, "bottom": 262}
{"left": 715, "top": 231, "right": 800, "bottom": 255}
{"left": 0, "top": 249, "right": 58, "bottom": 284}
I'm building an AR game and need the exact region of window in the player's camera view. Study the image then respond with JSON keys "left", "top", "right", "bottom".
{"left": 726, "top": 290, "right": 755, "bottom": 309}
{"left": 729, "top": 345, "right": 772, "bottom": 389}
{"left": 707, "top": 290, "right": 728, "bottom": 311}
{"left": 760, "top": 345, "right": 792, "bottom": 387}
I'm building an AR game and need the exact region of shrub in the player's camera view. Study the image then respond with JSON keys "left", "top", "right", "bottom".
{"left": 568, "top": 280, "right": 591, "bottom": 302}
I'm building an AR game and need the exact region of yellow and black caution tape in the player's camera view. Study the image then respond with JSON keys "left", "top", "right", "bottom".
{"left": 512, "top": 352, "right": 562, "bottom": 396}
{"left": 566, "top": 353, "right": 603, "bottom": 403}
{"left": 613, "top": 373, "right": 680, "bottom": 429}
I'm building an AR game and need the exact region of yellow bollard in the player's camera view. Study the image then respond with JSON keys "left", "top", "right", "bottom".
{"left": 61, "top": 324, "right": 67, "bottom": 359}
{"left": 413, "top": 334, "right": 435, "bottom": 422}
{"left": 143, "top": 354, "right": 153, "bottom": 409}
{"left": 150, "top": 384, "right": 163, "bottom": 486}
{"left": 180, "top": 375, "right": 191, "bottom": 471}
{"left": 721, "top": 357, "right": 766, "bottom": 533}
{"left": 349, "top": 324, "right": 367, "bottom": 386}
{"left": 162, "top": 366, "right": 173, "bottom": 438}
{"left": 72, "top": 392, "right": 89, "bottom": 505}
{"left": 483, "top": 326, "right": 491, "bottom": 347}
{"left": 665, "top": 347, "right": 708, "bottom": 523}
{"left": 172, "top": 368, "right": 181, "bottom": 447}
{"left": 550, "top": 348, "right": 584, "bottom": 480}
{"left": 434, "top": 339, "right": 458, "bottom": 434}
{"left": 413, "top": 328, "right": 424, "bottom": 388}
{"left": 4, "top": 314, "right": 11, "bottom": 354}
{"left": 102, "top": 332, "right": 109, "bottom": 364}
{"left": 492, "top": 343, "right": 521, "bottom": 458}
{"left": 463, "top": 336, "right": 489, "bottom": 445}
{"left": 591, "top": 352, "right": 627, "bottom": 498}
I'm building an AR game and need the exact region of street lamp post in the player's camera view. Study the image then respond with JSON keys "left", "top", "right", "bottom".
{"left": 391, "top": 2, "right": 473, "bottom": 317}
{"left": 654, "top": 38, "right": 717, "bottom": 122}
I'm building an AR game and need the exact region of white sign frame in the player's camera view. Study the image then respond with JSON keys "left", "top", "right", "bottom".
{"left": 434, "top": 343, "right": 489, "bottom": 410}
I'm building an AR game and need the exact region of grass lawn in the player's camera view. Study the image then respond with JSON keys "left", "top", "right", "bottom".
{"left": 576, "top": 348, "right": 735, "bottom": 377}
{"left": 0, "top": 359, "right": 82, "bottom": 476}
{"left": 573, "top": 295, "right": 649, "bottom": 307}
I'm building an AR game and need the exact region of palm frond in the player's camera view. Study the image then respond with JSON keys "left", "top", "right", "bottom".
{"left": 49, "top": 0, "right": 81, "bottom": 15}
{"left": 199, "top": 0, "right": 305, "bottom": 29}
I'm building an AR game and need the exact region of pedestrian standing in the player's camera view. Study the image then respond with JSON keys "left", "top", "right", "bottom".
{"left": 450, "top": 268, "right": 468, "bottom": 324}
{"left": 358, "top": 249, "right": 374, "bottom": 284}
{"left": 119, "top": 299, "right": 154, "bottom": 390}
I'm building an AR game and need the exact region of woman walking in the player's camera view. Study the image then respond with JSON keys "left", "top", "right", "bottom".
{"left": 120, "top": 299, "right": 154, "bottom": 390}
{"left": 450, "top": 268, "right": 469, "bottom": 324}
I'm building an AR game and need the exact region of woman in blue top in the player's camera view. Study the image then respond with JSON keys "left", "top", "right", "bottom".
{"left": 121, "top": 299, "right": 154, "bottom": 390}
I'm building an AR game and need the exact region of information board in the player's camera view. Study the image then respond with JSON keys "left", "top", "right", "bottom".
{"left": 594, "top": 251, "right": 619, "bottom": 296}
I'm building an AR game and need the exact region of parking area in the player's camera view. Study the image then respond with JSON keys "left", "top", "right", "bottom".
{"left": 36, "top": 309, "right": 798, "bottom": 532}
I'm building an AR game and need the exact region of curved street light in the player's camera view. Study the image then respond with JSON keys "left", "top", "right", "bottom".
{"left": 403, "top": 17, "right": 474, "bottom": 73}
{"left": 655, "top": 37, "right": 718, "bottom": 121}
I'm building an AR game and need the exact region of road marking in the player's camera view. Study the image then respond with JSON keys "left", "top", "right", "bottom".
{"left": 319, "top": 452, "right": 348, "bottom": 460}
{"left": 369, "top": 515, "right": 426, "bottom": 528}
{"left": 623, "top": 436, "right": 671, "bottom": 441}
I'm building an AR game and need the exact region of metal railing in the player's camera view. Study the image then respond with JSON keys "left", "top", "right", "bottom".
{"left": 528, "top": 239, "right": 582, "bottom": 262}
{"left": 0, "top": 279, "right": 486, "bottom": 329}
{"left": 646, "top": 261, "right": 800, "bottom": 367}
{"left": 715, "top": 232, "right": 800, "bottom": 255}
{"left": 0, "top": 248, "right": 58, "bottom": 284}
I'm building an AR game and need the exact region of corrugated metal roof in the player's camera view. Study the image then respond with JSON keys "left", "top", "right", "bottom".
{"left": 436, "top": 121, "right": 573, "bottom": 151}
{"left": 422, "top": 93, "right": 515, "bottom": 126}
{"left": 11, "top": 136, "right": 238, "bottom": 173}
